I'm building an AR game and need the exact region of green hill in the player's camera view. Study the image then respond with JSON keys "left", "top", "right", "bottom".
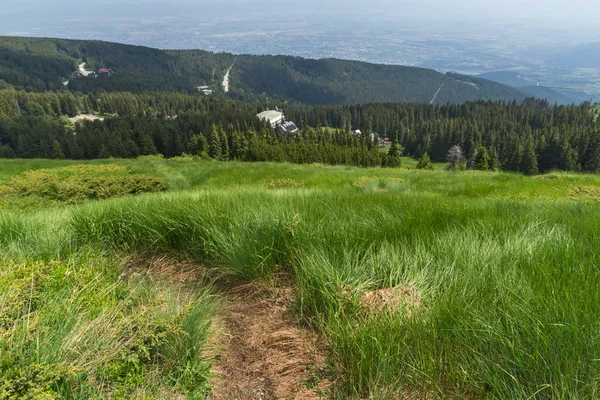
{"left": 0, "top": 36, "right": 234, "bottom": 92}
{"left": 1, "top": 36, "right": 528, "bottom": 105}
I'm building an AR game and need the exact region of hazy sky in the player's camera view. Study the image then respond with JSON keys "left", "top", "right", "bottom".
{"left": 1, "top": 0, "right": 598, "bottom": 41}
{"left": 2, "top": 0, "right": 599, "bottom": 23}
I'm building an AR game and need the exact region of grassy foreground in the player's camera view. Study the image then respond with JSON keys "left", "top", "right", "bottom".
{"left": 2, "top": 158, "right": 600, "bottom": 399}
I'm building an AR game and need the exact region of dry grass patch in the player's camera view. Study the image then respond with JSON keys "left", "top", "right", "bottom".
{"left": 569, "top": 185, "right": 600, "bottom": 200}
{"left": 359, "top": 283, "right": 423, "bottom": 318}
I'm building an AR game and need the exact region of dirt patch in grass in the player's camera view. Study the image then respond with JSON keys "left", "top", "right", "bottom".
{"left": 122, "top": 256, "right": 207, "bottom": 286}
{"left": 211, "top": 279, "right": 330, "bottom": 400}
{"left": 360, "top": 283, "right": 422, "bottom": 317}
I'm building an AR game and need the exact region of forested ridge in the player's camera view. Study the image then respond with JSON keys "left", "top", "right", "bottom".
{"left": 1, "top": 36, "right": 532, "bottom": 105}
{"left": 0, "top": 36, "right": 234, "bottom": 92}
{"left": 0, "top": 88, "right": 599, "bottom": 174}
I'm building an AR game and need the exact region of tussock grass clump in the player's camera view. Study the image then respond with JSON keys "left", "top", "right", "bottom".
{"left": 0, "top": 164, "right": 167, "bottom": 206}
{"left": 569, "top": 185, "right": 600, "bottom": 200}
{"left": 0, "top": 255, "right": 217, "bottom": 399}
{"left": 265, "top": 178, "right": 305, "bottom": 189}
{"left": 353, "top": 176, "right": 407, "bottom": 193}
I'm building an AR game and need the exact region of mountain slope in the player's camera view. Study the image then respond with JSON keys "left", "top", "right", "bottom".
{"left": 478, "top": 71, "right": 537, "bottom": 87}
{"left": 229, "top": 56, "right": 528, "bottom": 105}
{"left": 0, "top": 36, "right": 234, "bottom": 92}
{"left": 1, "top": 36, "right": 529, "bottom": 105}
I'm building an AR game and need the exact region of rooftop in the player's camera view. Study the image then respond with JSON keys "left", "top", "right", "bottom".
{"left": 279, "top": 121, "right": 299, "bottom": 135}
{"left": 257, "top": 110, "right": 284, "bottom": 122}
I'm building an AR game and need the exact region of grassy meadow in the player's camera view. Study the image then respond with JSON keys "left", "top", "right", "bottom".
{"left": 1, "top": 157, "right": 600, "bottom": 399}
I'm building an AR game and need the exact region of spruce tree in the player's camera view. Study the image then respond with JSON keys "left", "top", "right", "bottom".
{"left": 220, "top": 126, "right": 230, "bottom": 160}
{"left": 521, "top": 141, "right": 539, "bottom": 175}
{"left": 188, "top": 134, "right": 208, "bottom": 155}
{"left": 385, "top": 137, "right": 402, "bottom": 168}
{"left": 52, "top": 140, "right": 64, "bottom": 159}
{"left": 473, "top": 146, "right": 490, "bottom": 171}
{"left": 208, "top": 124, "right": 222, "bottom": 159}
{"left": 416, "top": 152, "right": 434, "bottom": 170}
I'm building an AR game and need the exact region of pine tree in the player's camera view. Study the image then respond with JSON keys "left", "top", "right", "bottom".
{"left": 521, "top": 141, "right": 539, "bottom": 175}
{"left": 489, "top": 148, "right": 499, "bottom": 171}
{"left": 0, "top": 144, "right": 17, "bottom": 158}
{"left": 416, "top": 152, "right": 434, "bottom": 170}
{"left": 385, "top": 137, "right": 402, "bottom": 168}
{"left": 208, "top": 124, "right": 222, "bottom": 159}
{"left": 220, "top": 126, "right": 230, "bottom": 161}
{"left": 52, "top": 140, "right": 64, "bottom": 159}
{"left": 473, "top": 146, "right": 490, "bottom": 171}
{"left": 189, "top": 134, "right": 208, "bottom": 155}
{"left": 584, "top": 145, "right": 600, "bottom": 173}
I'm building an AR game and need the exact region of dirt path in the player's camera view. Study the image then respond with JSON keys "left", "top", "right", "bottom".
{"left": 211, "top": 281, "right": 330, "bottom": 400}
{"left": 223, "top": 64, "right": 234, "bottom": 93}
{"left": 430, "top": 78, "right": 447, "bottom": 105}
{"left": 78, "top": 62, "right": 94, "bottom": 77}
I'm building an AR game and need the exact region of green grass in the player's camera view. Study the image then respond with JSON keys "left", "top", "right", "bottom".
{"left": 2, "top": 158, "right": 600, "bottom": 398}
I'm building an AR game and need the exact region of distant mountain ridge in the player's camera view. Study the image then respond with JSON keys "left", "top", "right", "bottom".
{"left": 477, "top": 70, "right": 594, "bottom": 104}
{"left": 0, "top": 36, "right": 558, "bottom": 105}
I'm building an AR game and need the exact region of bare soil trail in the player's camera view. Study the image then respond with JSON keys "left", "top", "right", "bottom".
{"left": 430, "top": 78, "right": 447, "bottom": 105}
{"left": 211, "top": 280, "right": 330, "bottom": 400}
{"left": 223, "top": 64, "right": 234, "bottom": 93}
{"left": 78, "top": 62, "right": 94, "bottom": 77}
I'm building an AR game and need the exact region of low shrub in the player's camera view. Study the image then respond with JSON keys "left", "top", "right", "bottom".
{"left": 0, "top": 165, "right": 168, "bottom": 205}
{"left": 265, "top": 179, "right": 305, "bottom": 189}
{"left": 0, "top": 362, "right": 78, "bottom": 399}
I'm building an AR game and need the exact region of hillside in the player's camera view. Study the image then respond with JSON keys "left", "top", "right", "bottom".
{"left": 1, "top": 36, "right": 528, "bottom": 105}
{"left": 3, "top": 158, "right": 600, "bottom": 398}
{"left": 478, "top": 70, "right": 538, "bottom": 87}
{"left": 0, "top": 36, "right": 234, "bottom": 92}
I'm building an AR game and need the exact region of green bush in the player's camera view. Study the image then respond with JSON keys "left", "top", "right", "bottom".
{"left": 0, "top": 362, "right": 77, "bottom": 400}
{"left": 0, "top": 165, "right": 168, "bottom": 205}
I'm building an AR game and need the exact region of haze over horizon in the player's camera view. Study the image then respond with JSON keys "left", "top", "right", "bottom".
{"left": 2, "top": 0, "right": 599, "bottom": 44}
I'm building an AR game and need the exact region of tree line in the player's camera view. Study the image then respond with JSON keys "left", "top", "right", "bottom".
{"left": 284, "top": 98, "right": 600, "bottom": 174}
{"left": 0, "top": 89, "right": 400, "bottom": 167}
{"left": 0, "top": 88, "right": 599, "bottom": 174}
